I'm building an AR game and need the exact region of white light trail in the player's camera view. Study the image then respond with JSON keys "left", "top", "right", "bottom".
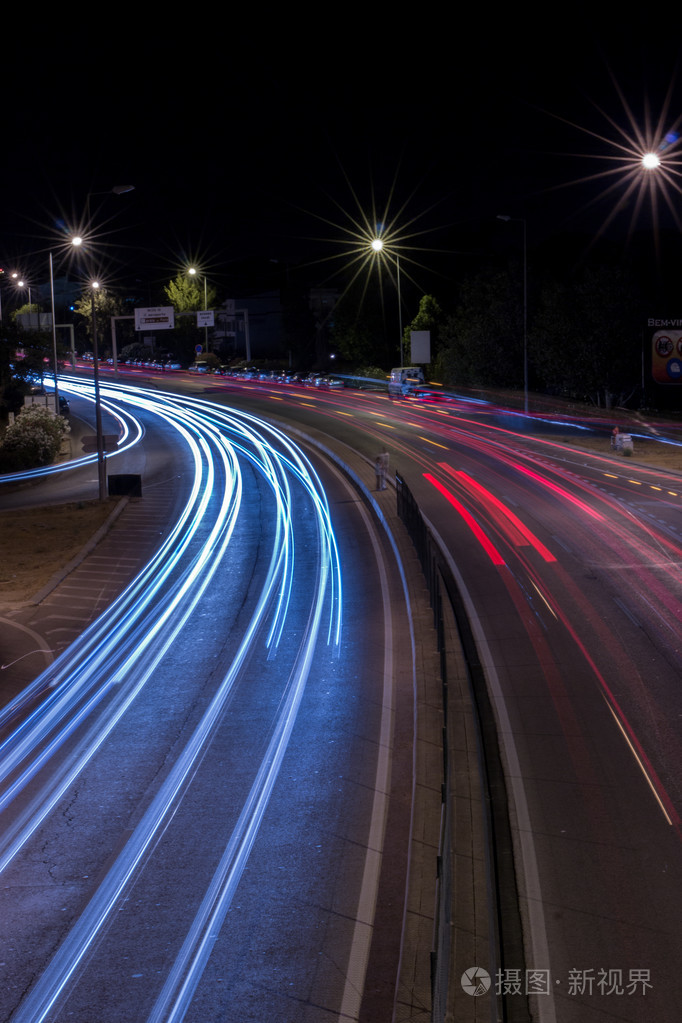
{"left": 0, "top": 379, "right": 343, "bottom": 1023}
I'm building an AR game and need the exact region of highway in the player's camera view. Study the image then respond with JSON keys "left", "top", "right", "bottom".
{"left": 178, "top": 374, "right": 682, "bottom": 1023}
{"left": 0, "top": 381, "right": 419, "bottom": 1023}
{"left": 2, "top": 372, "right": 682, "bottom": 1021}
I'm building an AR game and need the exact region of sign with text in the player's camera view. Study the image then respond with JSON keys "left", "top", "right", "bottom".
{"left": 197, "top": 310, "right": 214, "bottom": 327}
{"left": 135, "top": 307, "right": 175, "bottom": 331}
{"left": 650, "top": 327, "right": 682, "bottom": 383}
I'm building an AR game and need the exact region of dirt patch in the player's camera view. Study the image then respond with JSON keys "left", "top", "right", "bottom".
{"left": 0, "top": 499, "right": 117, "bottom": 603}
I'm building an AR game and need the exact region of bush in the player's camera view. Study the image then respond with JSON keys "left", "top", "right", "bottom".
{"left": 0, "top": 405, "right": 70, "bottom": 472}
{"left": 355, "top": 366, "right": 388, "bottom": 379}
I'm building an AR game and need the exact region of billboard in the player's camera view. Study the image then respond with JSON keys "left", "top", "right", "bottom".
{"left": 410, "top": 330, "right": 431, "bottom": 364}
{"left": 649, "top": 325, "right": 682, "bottom": 384}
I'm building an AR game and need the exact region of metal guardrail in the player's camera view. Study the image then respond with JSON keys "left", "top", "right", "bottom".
{"left": 396, "top": 472, "right": 528, "bottom": 1023}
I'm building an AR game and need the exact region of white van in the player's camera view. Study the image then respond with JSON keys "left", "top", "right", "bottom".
{"left": 388, "top": 366, "right": 425, "bottom": 397}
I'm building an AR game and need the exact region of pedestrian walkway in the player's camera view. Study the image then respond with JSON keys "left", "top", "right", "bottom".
{"left": 0, "top": 484, "right": 178, "bottom": 707}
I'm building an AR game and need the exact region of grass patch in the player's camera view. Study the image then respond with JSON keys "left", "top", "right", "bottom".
{"left": 0, "top": 499, "right": 117, "bottom": 602}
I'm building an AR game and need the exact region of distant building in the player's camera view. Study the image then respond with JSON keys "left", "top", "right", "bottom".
{"left": 213, "top": 287, "right": 339, "bottom": 366}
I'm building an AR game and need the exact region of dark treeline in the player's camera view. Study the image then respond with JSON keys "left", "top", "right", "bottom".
{"left": 400, "top": 230, "right": 682, "bottom": 411}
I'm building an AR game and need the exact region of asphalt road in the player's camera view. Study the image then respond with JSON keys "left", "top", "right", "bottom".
{"left": 187, "top": 375, "right": 682, "bottom": 1023}
{"left": 3, "top": 370, "right": 682, "bottom": 1022}
{"left": 0, "top": 381, "right": 420, "bottom": 1023}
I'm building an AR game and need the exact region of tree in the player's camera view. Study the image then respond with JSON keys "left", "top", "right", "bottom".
{"left": 330, "top": 305, "right": 377, "bottom": 367}
{"left": 10, "top": 302, "right": 41, "bottom": 324}
{"left": 436, "top": 264, "right": 524, "bottom": 388}
{"left": 529, "top": 263, "right": 643, "bottom": 406}
{"left": 329, "top": 282, "right": 395, "bottom": 369}
{"left": 1, "top": 319, "right": 57, "bottom": 389}
{"left": 401, "top": 294, "right": 443, "bottom": 367}
{"left": 74, "top": 287, "right": 125, "bottom": 355}
{"left": 163, "top": 274, "right": 220, "bottom": 364}
{"left": 163, "top": 274, "right": 217, "bottom": 313}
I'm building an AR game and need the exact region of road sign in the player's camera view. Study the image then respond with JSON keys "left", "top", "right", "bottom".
{"left": 134, "top": 307, "right": 175, "bottom": 331}
{"left": 197, "top": 310, "right": 214, "bottom": 328}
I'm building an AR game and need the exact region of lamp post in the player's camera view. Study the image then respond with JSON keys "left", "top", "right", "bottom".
{"left": 85, "top": 184, "right": 135, "bottom": 223}
{"left": 90, "top": 280, "right": 106, "bottom": 501}
{"left": 497, "top": 215, "right": 528, "bottom": 414}
{"left": 72, "top": 235, "right": 106, "bottom": 500}
{"left": 5, "top": 258, "right": 60, "bottom": 412}
{"left": 48, "top": 253, "right": 60, "bottom": 415}
{"left": 188, "top": 267, "right": 209, "bottom": 351}
{"left": 13, "top": 277, "right": 33, "bottom": 323}
{"left": 370, "top": 238, "right": 403, "bottom": 368}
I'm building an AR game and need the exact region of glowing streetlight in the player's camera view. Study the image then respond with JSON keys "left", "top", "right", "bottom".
{"left": 642, "top": 152, "right": 661, "bottom": 170}
{"left": 12, "top": 277, "right": 40, "bottom": 335}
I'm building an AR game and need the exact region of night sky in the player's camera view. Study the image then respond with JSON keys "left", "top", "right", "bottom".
{"left": 2, "top": 20, "right": 682, "bottom": 303}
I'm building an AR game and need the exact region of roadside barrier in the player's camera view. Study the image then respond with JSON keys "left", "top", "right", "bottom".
{"left": 396, "top": 472, "right": 528, "bottom": 1023}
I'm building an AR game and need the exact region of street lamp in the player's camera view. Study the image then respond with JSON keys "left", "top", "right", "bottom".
{"left": 370, "top": 237, "right": 404, "bottom": 368}
{"left": 89, "top": 280, "right": 107, "bottom": 501}
{"left": 188, "top": 267, "right": 209, "bottom": 351}
{"left": 48, "top": 253, "right": 61, "bottom": 414}
{"left": 72, "top": 236, "right": 106, "bottom": 499}
{"left": 85, "top": 185, "right": 135, "bottom": 223}
{"left": 497, "top": 215, "right": 528, "bottom": 415}
{"left": 4, "top": 257, "right": 61, "bottom": 412}
{"left": 13, "top": 277, "right": 32, "bottom": 321}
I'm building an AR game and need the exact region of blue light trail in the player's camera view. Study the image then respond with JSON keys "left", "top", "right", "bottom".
{"left": 0, "top": 378, "right": 343, "bottom": 1023}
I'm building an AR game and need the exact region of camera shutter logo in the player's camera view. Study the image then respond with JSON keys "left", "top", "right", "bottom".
{"left": 461, "top": 967, "right": 491, "bottom": 996}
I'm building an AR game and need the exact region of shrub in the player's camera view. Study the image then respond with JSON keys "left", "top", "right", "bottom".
{"left": 355, "top": 366, "right": 387, "bottom": 380}
{"left": 0, "top": 405, "right": 70, "bottom": 472}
